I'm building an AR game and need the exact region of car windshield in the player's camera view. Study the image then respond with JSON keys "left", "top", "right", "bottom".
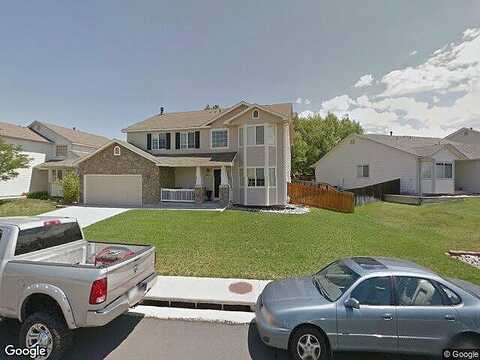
{"left": 313, "top": 261, "right": 360, "bottom": 302}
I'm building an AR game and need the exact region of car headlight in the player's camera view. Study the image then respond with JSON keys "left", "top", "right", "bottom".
{"left": 261, "top": 304, "right": 278, "bottom": 327}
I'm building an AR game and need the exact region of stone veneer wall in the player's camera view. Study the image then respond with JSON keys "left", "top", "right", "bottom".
{"left": 78, "top": 143, "right": 172, "bottom": 205}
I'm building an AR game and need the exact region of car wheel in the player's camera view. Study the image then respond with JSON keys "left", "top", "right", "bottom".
{"left": 289, "top": 325, "right": 329, "bottom": 360}
{"left": 19, "top": 312, "right": 73, "bottom": 360}
{"left": 452, "top": 333, "right": 480, "bottom": 349}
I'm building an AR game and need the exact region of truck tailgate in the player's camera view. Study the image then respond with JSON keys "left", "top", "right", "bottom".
{"left": 103, "top": 244, "right": 156, "bottom": 305}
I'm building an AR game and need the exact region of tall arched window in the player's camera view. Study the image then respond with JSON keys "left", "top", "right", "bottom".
{"left": 113, "top": 146, "right": 121, "bottom": 156}
{"left": 252, "top": 109, "right": 259, "bottom": 119}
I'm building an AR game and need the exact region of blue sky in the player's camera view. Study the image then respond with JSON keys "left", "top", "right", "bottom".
{"left": 1, "top": 0, "right": 479, "bottom": 138}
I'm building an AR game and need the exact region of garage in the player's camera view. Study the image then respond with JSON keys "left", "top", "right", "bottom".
{"left": 84, "top": 175, "right": 142, "bottom": 207}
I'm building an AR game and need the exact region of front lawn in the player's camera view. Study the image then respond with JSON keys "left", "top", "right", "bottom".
{"left": 0, "top": 199, "right": 57, "bottom": 217}
{"left": 84, "top": 199, "right": 480, "bottom": 284}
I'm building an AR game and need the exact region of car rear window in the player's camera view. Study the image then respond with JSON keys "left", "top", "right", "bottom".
{"left": 15, "top": 222, "right": 83, "bottom": 256}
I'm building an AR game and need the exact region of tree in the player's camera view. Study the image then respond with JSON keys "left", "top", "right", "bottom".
{"left": 0, "top": 138, "right": 31, "bottom": 181}
{"left": 204, "top": 104, "right": 220, "bottom": 110}
{"left": 291, "top": 112, "right": 363, "bottom": 178}
{"left": 61, "top": 171, "right": 80, "bottom": 204}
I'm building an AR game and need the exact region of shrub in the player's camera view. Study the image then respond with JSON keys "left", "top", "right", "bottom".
{"left": 26, "top": 191, "right": 49, "bottom": 200}
{"left": 61, "top": 171, "right": 80, "bottom": 204}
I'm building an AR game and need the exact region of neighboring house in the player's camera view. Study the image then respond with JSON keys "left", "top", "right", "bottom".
{"left": 76, "top": 101, "right": 293, "bottom": 207}
{"left": 0, "top": 121, "right": 109, "bottom": 198}
{"left": 313, "top": 127, "right": 480, "bottom": 195}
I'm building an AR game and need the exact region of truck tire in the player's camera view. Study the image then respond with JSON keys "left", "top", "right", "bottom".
{"left": 19, "top": 312, "right": 73, "bottom": 360}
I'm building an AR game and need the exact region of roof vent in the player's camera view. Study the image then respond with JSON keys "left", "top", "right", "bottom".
{"left": 389, "top": 131, "right": 393, "bottom": 136}
{"left": 73, "top": 127, "right": 76, "bottom": 131}
{"left": 160, "top": 107, "right": 164, "bottom": 115}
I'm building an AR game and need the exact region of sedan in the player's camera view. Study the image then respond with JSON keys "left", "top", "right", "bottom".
{"left": 256, "top": 257, "right": 480, "bottom": 360}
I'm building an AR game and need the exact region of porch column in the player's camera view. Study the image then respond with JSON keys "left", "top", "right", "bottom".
{"left": 219, "top": 165, "right": 230, "bottom": 207}
{"left": 194, "top": 166, "right": 205, "bottom": 204}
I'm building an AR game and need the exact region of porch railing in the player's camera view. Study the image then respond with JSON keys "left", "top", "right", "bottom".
{"left": 161, "top": 188, "right": 195, "bottom": 202}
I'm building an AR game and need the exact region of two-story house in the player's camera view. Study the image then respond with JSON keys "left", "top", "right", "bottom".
{"left": 76, "top": 101, "right": 293, "bottom": 207}
{"left": 0, "top": 121, "right": 109, "bottom": 198}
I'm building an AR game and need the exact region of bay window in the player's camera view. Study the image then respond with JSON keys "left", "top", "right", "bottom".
{"left": 436, "top": 162, "right": 453, "bottom": 179}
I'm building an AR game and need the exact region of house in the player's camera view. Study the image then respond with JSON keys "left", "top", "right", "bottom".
{"left": 75, "top": 101, "right": 293, "bottom": 207}
{"left": 313, "top": 128, "right": 480, "bottom": 195}
{"left": 0, "top": 121, "right": 109, "bottom": 198}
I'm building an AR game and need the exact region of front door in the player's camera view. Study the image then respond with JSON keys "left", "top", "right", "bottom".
{"left": 213, "top": 169, "right": 221, "bottom": 199}
{"left": 337, "top": 276, "right": 397, "bottom": 352}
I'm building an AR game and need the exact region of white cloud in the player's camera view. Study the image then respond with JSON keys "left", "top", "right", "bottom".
{"left": 409, "top": 50, "right": 418, "bottom": 56}
{"left": 304, "top": 98, "right": 311, "bottom": 105}
{"left": 298, "top": 110, "right": 315, "bottom": 118}
{"left": 309, "top": 28, "right": 480, "bottom": 137}
{"left": 354, "top": 74, "right": 374, "bottom": 88}
{"left": 295, "top": 97, "right": 303, "bottom": 104}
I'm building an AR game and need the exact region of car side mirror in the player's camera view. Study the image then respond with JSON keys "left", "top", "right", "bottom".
{"left": 344, "top": 297, "right": 360, "bottom": 310}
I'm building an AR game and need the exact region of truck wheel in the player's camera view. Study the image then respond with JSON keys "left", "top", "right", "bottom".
{"left": 19, "top": 312, "right": 73, "bottom": 360}
{"left": 289, "top": 325, "right": 330, "bottom": 360}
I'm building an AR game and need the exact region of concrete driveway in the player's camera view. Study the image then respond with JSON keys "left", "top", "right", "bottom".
{"left": 42, "top": 206, "right": 129, "bottom": 228}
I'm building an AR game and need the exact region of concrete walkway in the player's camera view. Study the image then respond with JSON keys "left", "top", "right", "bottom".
{"left": 42, "top": 206, "right": 129, "bottom": 228}
{"left": 146, "top": 276, "right": 270, "bottom": 308}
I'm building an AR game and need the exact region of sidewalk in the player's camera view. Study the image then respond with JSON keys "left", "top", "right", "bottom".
{"left": 134, "top": 276, "right": 271, "bottom": 324}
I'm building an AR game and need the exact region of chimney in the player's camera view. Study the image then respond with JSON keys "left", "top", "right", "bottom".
{"left": 160, "top": 107, "right": 164, "bottom": 115}
{"left": 389, "top": 131, "right": 393, "bottom": 136}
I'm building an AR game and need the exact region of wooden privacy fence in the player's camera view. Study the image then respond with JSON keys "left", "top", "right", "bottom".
{"left": 288, "top": 182, "right": 355, "bottom": 213}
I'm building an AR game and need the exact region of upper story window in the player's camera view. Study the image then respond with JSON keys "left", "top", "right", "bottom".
{"left": 113, "top": 146, "right": 121, "bottom": 156}
{"left": 436, "top": 162, "right": 453, "bottom": 179}
{"left": 176, "top": 131, "right": 199, "bottom": 150}
{"left": 357, "top": 164, "right": 369, "bottom": 178}
{"left": 211, "top": 129, "right": 228, "bottom": 148}
{"left": 56, "top": 145, "right": 67, "bottom": 157}
{"left": 240, "top": 124, "right": 275, "bottom": 146}
{"left": 152, "top": 133, "right": 170, "bottom": 150}
{"left": 252, "top": 109, "right": 259, "bottom": 119}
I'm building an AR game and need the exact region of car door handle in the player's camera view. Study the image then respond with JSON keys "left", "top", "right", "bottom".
{"left": 383, "top": 313, "right": 393, "bottom": 321}
{"left": 445, "top": 315, "right": 456, "bottom": 321}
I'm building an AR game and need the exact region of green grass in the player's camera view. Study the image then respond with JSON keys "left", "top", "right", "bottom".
{"left": 84, "top": 199, "right": 480, "bottom": 284}
{"left": 0, "top": 198, "right": 57, "bottom": 217}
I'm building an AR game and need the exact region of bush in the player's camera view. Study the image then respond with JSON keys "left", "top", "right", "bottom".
{"left": 61, "top": 172, "right": 80, "bottom": 204}
{"left": 26, "top": 191, "right": 49, "bottom": 200}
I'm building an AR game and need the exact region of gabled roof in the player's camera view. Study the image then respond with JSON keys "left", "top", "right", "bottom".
{"left": 30, "top": 121, "right": 110, "bottom": 148}
{"left": 444, "top": 127, "right": 480, "bottom": 140}
{"left": 0, "top": 121, "right": 51, "bottom": 143}
{"left": 122, "top": 101, "right": 292, "bottom": 132}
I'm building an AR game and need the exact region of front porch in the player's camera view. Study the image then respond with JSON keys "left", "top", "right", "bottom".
{"left": 160, "top": 164, "right": 232, "bottom": 206}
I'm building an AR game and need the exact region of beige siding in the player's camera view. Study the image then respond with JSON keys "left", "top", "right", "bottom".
{"left": 447, "top": 129, "right": 480, "bottom": 144}
{"left": 315, "top": 136, "right": 419, "bottom": 194}
{"left": 456, "top": 160, "right": 480, "bottom": 193}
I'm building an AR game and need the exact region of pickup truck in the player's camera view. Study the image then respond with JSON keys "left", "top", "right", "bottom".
{"left": 0, "top": 216, "right": 157, "bottom": 360}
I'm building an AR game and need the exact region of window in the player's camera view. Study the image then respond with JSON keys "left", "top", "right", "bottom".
{"left": 422, "top": 164, "right": 432, "bottom": 179}
{"left": 252, "top": 109, "right": 259, "bottom": 119}
{"left": 113, "top": 146, "right": 121, "bottom": 156}
{"left": 247, "top": 167, "right": 265, "bottom": 187}
{"left": 439, "top": 284, "right": 462, "bottom": 305}
{"left": 351, "top": 276, "right": 393, "bottom": 306}
{"left": 239, "top": 168, "right": 244, "bottom": 187}
{"left": 436, "top": 162, "right": 453, "bottom": 179}
{"left": 269, "top": 168, "right": 276, "bottom": 187}
{"left": 211, "top": 129, "right": 228, "bottom": 148}
{"left": 158, "top": 133, "right": 167, "bottom": 149}
{"left": 52, "top": 169, "right": 63, "bottom": 182}
{"left": 179, "top": 131, "right": 196, "bottom": 149}
{"left": 356, "top": 165, "right": 369, "bottom": 178}
{"left": 239, "top": 128, "right": 244, "bottom": 147}
{"left": 265, "top": 124, "right": 275, "bottom": 145}
{"left": 313, "top": 261, "right": 360, "bottom": 302}
{"left": 395, "top": 277, "right": 443, "bottom": 306}
{"left": 152, "top": 137, "right": 159, "bottom": 150}
{"left": 15, "top": 222, "right": 83, "bottom": 256}
{"left": 56, "top": 145, "right": 67, "bottom": 157}
{"left": 246, "top": 125, "right": 266, "bottom": 145}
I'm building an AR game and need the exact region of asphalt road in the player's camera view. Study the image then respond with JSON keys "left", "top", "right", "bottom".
{"left": 0, "top": 315, "right": 430, "bottom": 360}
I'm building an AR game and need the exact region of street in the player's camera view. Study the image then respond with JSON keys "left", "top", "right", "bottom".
{"left": 0, "top": 314, "right": 430, "bottom": 360}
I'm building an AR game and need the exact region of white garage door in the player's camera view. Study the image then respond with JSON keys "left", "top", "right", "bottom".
{"left": 84, "top": 175, "right": 142, "bottom": 207}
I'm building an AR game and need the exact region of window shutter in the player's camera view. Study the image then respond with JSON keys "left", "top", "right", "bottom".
{"left": 166, "top": 133, "right": 171, "bottom": 149}
{"left": 175, "top": 132, "right": 180, "bottom": 149}
{"left": 147, "top": 133, "right": 152, "bottom": 150}
{"left": 195, "top": 131, "right": 200, "bottom": 149}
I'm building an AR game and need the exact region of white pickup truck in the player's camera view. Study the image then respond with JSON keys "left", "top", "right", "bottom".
{"left": 0, "top": 216, "right": 156, "bottom": 360}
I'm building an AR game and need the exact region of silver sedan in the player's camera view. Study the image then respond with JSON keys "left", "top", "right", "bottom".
{"left": 255, "top": 257, "right": 480, "bottom": 360}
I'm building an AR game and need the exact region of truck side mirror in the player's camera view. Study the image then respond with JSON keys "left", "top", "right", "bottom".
{"left": 344, "top": 297, "right": 360, "bottom": 309}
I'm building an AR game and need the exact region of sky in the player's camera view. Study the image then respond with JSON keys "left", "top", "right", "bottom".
{"left": 0, "top": 0, "right": 479, "bottom": 139}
